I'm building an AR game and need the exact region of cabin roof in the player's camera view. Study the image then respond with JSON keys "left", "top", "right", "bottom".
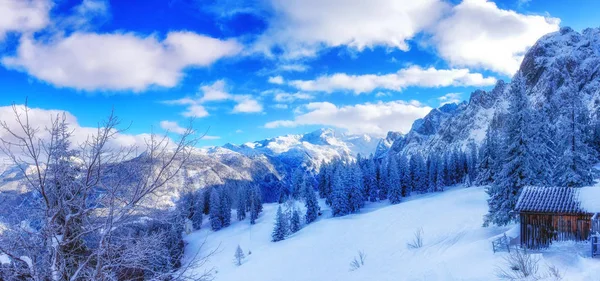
{"left": 515, "top": 186, "right": 586, "bottom": 214}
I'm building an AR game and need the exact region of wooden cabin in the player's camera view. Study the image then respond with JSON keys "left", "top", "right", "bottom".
{"left": 515, "top": 186, "right": 593, "bottom": 249}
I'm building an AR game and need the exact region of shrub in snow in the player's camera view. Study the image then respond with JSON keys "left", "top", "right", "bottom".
{"left": 407, "top": 227, "right": 424, "bottom": 249}
{"left": 349, "top": 250, "right": 366, "bottom": 271}
{"left": 495, "top": 248, "right": 540, "bottom": 280}
{"left": 234, "top": 245, "right": 245, "bottom": 266}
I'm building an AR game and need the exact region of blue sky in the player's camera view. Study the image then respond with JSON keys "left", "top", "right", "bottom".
{"left": 0, "top": 0, "right": 599, "bottom": 147}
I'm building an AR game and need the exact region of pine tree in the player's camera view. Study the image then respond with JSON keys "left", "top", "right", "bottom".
{"left": 399, "top": 155, "right": 411, "bottom": 197}
{"left": 249, "top": 185, "right": 262, "bottom": 224}
{"left": 290, "top": 209, "right": 301, "bottom": 233}
{"left": 553, "top": 81, "right": 595, "bottom": 187}
{"left": 304, "top": 181, "right": 320, "bottom": 224}
{"left": 484, "top": 73, "right": 533, "bottom": 226}
{"left": 209, "top": 188, "right": 222, "bottom": 231}
{"left": 369, "top": 159, "right": 379, "bottom": 202}
{"left": 236, "top": 185, "right": 247, "bottom": 221}
{"left": 331, "top": 168, "right": 349, "bottom": 217}
{"left": 220, "top": 187, "right": 232, "bottom": 227}
{"left": 234, "top": 245, "right": 245, "bottom": 266}
{"left": 272, "top": 206, "right": 288, "bottom": 242}
{"left": 379, "top": 160, "right": 389, "bottom": 200}
{"left": 348, "top": 164, "right": 365, "bottom": 212}
{"left": 388, "top": 156, "right": 402, "bottom": 204}
{"left": 290, "top": 167, "right": 305, "bottom": 199}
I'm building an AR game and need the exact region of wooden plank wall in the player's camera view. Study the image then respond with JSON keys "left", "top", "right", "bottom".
{"left": 520, "top": 212, "right": 592, "bottom": 249}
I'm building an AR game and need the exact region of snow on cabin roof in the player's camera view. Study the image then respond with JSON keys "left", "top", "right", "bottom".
{"left": 515, "top": 186, "right": 586, "bottom": 214}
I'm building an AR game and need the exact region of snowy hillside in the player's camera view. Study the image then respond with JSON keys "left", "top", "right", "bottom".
{"left": 185, "top": 186, "right": 599, "bottom": 281}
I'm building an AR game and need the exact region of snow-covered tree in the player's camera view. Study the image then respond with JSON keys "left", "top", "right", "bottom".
{"left": 388, "top": 156, "right": 402, "bottom": 204}
{"left": 331, "top": 169, "right": 350, "bottom": 217}
{"left": 272, "top": 206, "right": 288, "bottom": 242}
{"left": 210, "top": 188, "right": 223, "bottom": 231}
{"left": 553, "top": 81, "right": 595, "bottom": 187}
{"left": 290, "top": 208, "right": 302, "bottom": 233}
{"left": 304, "top": 182, "right": 320, "bottom": 224}
{"left": 234, "top": 245, "right": 245, "bottom": 266}
{"left": 484, "top": 73, "right": 533, "bottom": 226}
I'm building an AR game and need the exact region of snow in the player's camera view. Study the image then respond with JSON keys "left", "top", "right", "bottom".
{"left": 579, "top": 183, "right": 600, "bottom": 213}
{"left": 184, "top": 186, "right": 600, "bottom": 281}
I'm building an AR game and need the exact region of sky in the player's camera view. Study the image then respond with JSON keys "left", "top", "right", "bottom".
{"left": 0, "top": 0, "right": 598, "bottom": 148}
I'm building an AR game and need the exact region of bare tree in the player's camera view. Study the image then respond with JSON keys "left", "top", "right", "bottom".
{"left": 0, "top": 103, "right": 212, "bottom": 280}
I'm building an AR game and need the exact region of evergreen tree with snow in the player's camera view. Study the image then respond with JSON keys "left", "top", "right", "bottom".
{"left": 220, "top": 187, "right": 232, "bottom": 227}
{"left": 236, "top": 185, "right": 247, "bottom": 221}
{"left": 290, "top": 208, "right": 301, "bottom": 233}
{"left": 348, "top": 164, "right": 365, "bottom": 212}
{"left": 272, "top": 206, "right": 288, "bottom": 242}
{"left": 234, "top": 245, "right": 245, "bottom": 266}
{"left": 436, "top": 155, "right": 445, "bottom": 191}
{"left": 388, "top": 156, "right": 402, "bottom": 204}
{"left": 304, "top": 180, "right": 320, "bottom": 224}
{"left": 331, "top": 169, "right": 350, "bottom": 217}
{"left": 379, "top": 160, "right": 389, "bottom": 200}
{"left": 476, "top": 115, "right": 501, "bottom": 186}
{"left": 484, "top": 73, "right": 533, "bottom": 226}
{"left": 368, "top": 159, "right": 379, "bottom": 202}
{"left": 209, "top": 188, "right": 223, "bottom": 231}
{"left": 290, "top": 167, "right": 305, "bottom": 199}
{"left": 399, "top": 154, "right": 411, "bottom": 197}
{"left": 553, "top": 81, "right": 595, "bottom": 187}
{"left": 249, "top": 185, "right": 262, "bottom": 225}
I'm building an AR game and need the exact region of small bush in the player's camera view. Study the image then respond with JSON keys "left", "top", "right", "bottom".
{"left": 349, "top": 250, "right": 366, "bottom": 271}
{"left": 496, "top": 248, "right": 540, "bottom": 280}
{"left": 407, "top": 227, "right": 424, "bottom": 249}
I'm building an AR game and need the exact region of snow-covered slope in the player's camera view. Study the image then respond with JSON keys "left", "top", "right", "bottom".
{"left": 185, "top": 186, "right": 599, "bottom": 281}
{"left": 384, "top": 26, "right": 600, "bottom": 157}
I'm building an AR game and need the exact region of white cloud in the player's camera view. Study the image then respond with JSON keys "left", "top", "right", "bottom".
{"left": 0, "top": 105, "right": 155, "bottom": 156}
{"left": 430, "top": 0, "right": 559, "bottom": 75}
{"left": 164, "top": 80, "right": 263, "bottom": 116}
{"left": 264, "top": 100, "right": 432, "bottom": 135}
{"left": 0, "top": 0, "right": 51, "bottom": 40}
{"left": 273, "top": 92, "right": 313, "bottom": 103}
{"left": 268, "top": 75, "right": 284, "bottom": 85}
{"left": 235, "top": 129, "right": 243, "bottom": 133}
{"left": 159, "top": 120, "right": 187, "bottom": 134}
{"left": 289, "top": 66, "right": 496, "bottom": 94}
{"left": 278, "top": 63, "right": 308, "bottom": 72}
{"left": 272, "top": 104, "right": 289, "bottom": 109}
{"left": 255, "top": 0, "right": 448, "bottom": 58}
{"left": 232, "top": 97, "right": 263, "bottom": 113}
{"left": 2, "top": 31, "right": 242, "bottom": 91}
{"left": 438, "top": 93, "right": 463, "bottom": 106}
{"left": 201, "top": 135, "right": 221, "bottom": 140}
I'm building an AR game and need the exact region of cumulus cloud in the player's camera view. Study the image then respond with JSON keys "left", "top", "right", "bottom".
{"left": 0, "top": 0, "right": 51, "bottom": 40}
{"left": 255, "top": 0, "right": 448, "bottom": 58}
{"left": 289, "top": 66, "right": 496, "bottom": 94}
{"left": 2, "top": 31, "right": 242, "bottom": 91}
{"left": 164, "top": 80, "right": 263, "bottom": 116}
{"left": 264, "top": 100, "right": 432, "bottom": 135}
{"left": 430, "top": 0, "right": 559, "bottom": 75}
{"left": 0, "top": 105, "right": 155, "bottom": 157}
{"left": 268, "top": 75, "right": 284, "bottom": 84}
{"left": 159, "top": 120, "right": 187, "bottom": 134}
{"left": 273, "top": 92, "right": 313, "bottom": 103}
{"left": 438, "top": 93, "right": 463, "bottom": 106}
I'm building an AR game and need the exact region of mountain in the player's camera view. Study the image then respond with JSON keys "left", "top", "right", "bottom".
{"left": 384, "top": 26, "right": 600, "bottom": 157}
{"left": 223, "top": 128, "right": 381, "bottom": 173}
{"left": 0, "top": 128, "right": 383, "bottom": 205}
